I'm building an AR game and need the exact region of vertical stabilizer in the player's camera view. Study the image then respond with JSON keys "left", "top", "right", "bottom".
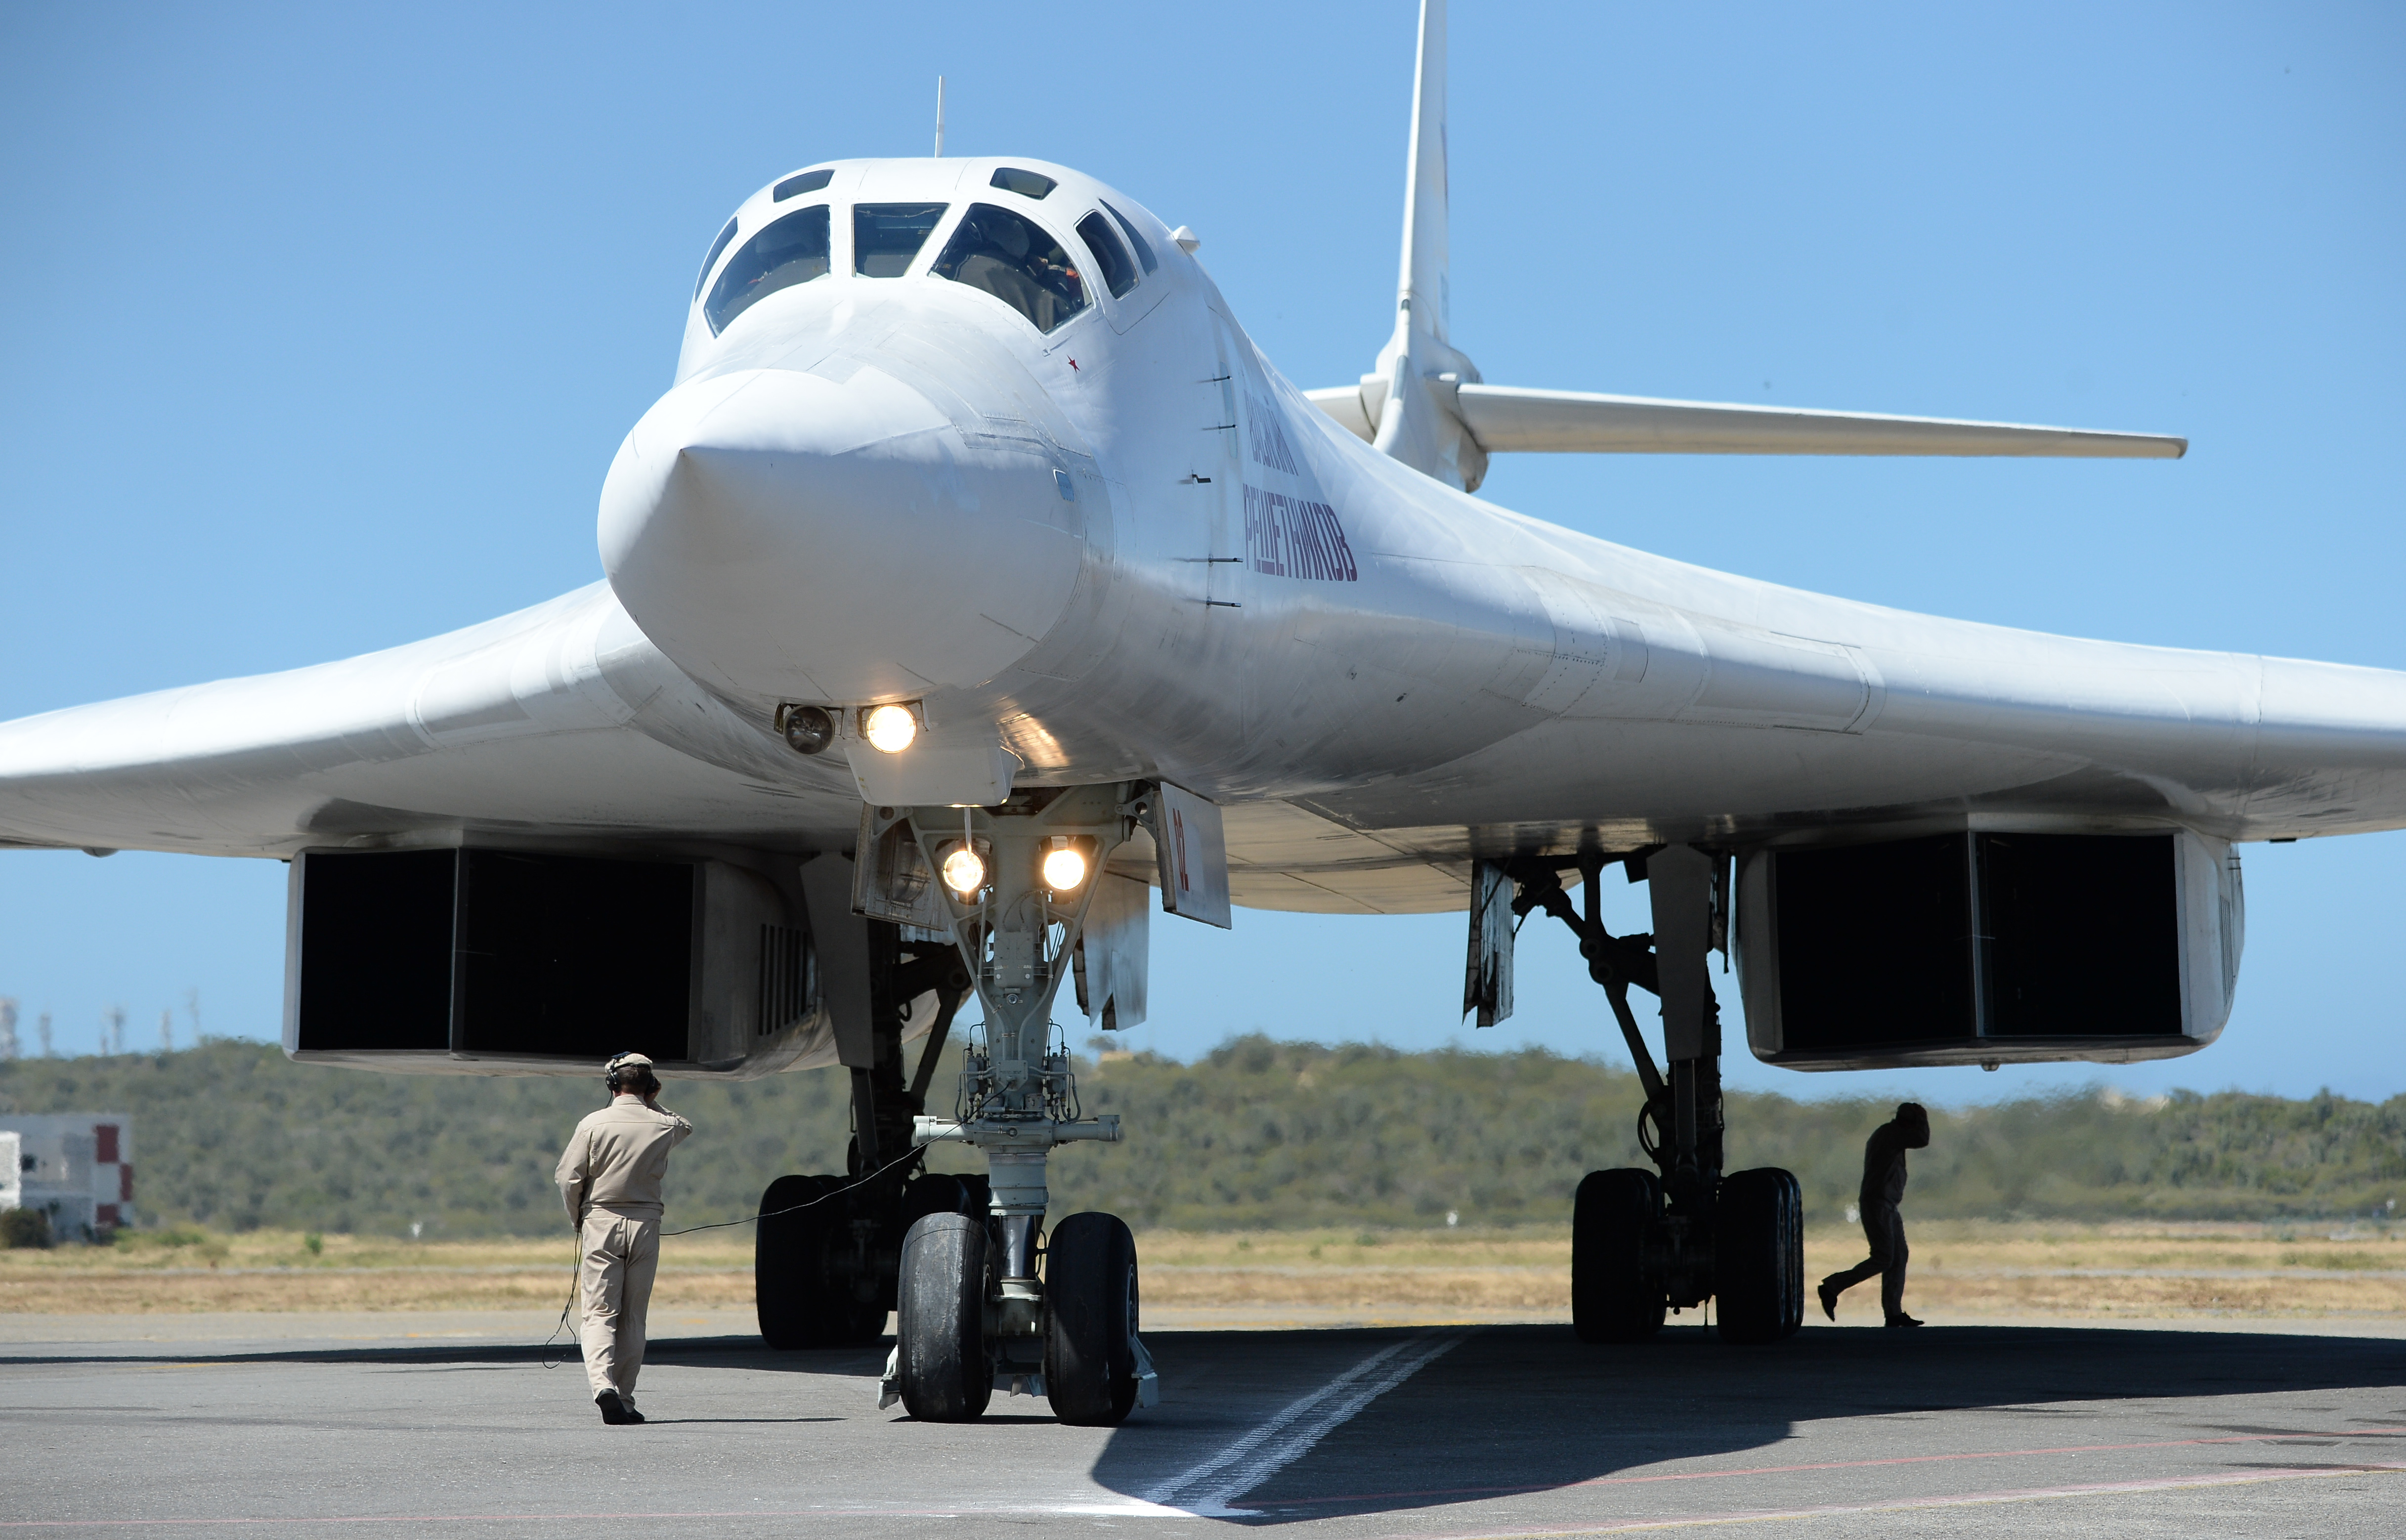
{"left": 1399, "top": 0, "right": 1449, "bottom": 346}
{"left": 1364, "top": 0, "right": 1488, "bottom": 491}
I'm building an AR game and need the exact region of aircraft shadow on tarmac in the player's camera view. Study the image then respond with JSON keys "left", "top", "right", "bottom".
{"left": 1084, "top": 1323, "right": 2406, "bottom": 1524}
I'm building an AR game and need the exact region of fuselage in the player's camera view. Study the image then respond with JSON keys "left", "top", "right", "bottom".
{"left": 603, "top": 157, "right": 2406, "bottom": 852}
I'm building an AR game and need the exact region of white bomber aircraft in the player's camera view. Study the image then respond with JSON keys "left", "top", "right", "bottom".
{"left": 5, "top": 0, "right": 2404, "bottom": 1420}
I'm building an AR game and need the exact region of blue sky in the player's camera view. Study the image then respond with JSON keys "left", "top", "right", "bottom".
{"left": 1, "top": 3, "right": 2400, "bottom": 1105}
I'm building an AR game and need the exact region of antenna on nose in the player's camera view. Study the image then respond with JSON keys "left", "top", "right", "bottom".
{"left": 933, "top": 76, "right": 945, "bottom": 156}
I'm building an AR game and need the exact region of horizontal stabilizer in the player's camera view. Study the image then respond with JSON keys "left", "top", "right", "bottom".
{"left": 1450, "top": 385, "right": 2186, "bottom": 459}
{"left": 1307, "top": 382, "right": 2186, "bottom": 460}
{"left": 1306, "top": 385, "right": 1377, "bottom": 441}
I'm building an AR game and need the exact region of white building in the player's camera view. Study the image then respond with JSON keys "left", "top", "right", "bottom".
{"left": 0, "top": 1114, "right": 135, "bottom": 1241}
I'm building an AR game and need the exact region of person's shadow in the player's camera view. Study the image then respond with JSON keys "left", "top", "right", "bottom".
{"left": 1086, "top": 1323, "right": 2406, "bottom": 1523}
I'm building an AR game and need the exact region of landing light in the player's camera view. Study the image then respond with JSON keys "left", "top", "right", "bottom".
{"left": 1041, "top": 839, "right": 1088, "bottom": 892}
{"left": 862, "top": 703, "right": 919, "bottom": 754}
{"left": 942, "top": 843, "right": 987, "bottom": 896}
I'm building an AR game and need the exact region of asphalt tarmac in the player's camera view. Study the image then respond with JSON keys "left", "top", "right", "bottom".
{"left": 6, "top": 1317, "right": 2403, "bottom": 1537}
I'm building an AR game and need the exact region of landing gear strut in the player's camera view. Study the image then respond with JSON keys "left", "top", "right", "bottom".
{"left": 1503, "top": 845, "right": 1803, "bottom": 1344}
{"left": 881, "top": 783, "right": 1160, "bottom": 1423}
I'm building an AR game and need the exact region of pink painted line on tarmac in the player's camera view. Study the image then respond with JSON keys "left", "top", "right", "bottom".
{"left": 0, "top": 1509, "right": 969, "bottom": 1530}
{"left": 1372, "top": 1461, "right": 2406, "bottom": 1539}
{"left": 1241, "top": 1422, "right": 2406, "bottom": 1509}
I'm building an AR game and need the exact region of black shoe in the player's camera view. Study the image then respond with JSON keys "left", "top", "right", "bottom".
{"left": 1884, "top": 1314, "right": 1925, "bottom": 1328}
{"left": 623, "top": 1402, "right": 645, "bottom": 1424}
{"left": 1817, "top": 1282, "right": 1840, "bottom": 1322}
{"left": 596, "top": 1388, "right": 631, "bottom": 1424}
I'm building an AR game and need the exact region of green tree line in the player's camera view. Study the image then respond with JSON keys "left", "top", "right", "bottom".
{"left": 2, "top": 1037, "right": 2399, "bottom": 1238}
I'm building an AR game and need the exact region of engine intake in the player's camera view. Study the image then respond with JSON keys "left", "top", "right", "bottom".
{"left": 281, "top": 846, "right": 823, "bottom": 1077}
{"left": 1737, "top": 829, "right": 2242, "bottom": 1069}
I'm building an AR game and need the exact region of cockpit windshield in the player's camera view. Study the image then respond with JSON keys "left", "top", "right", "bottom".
{"left": 704, "top": 205, "right": 830, "bottom": 335}
{"left": 694, "top": 216, "right": 739, "bottom": 301}
{"left": 1101, "top": 202, "right": 1157, "bottom": 275}
{"left": 931, "top": 204, "right": 1088, "bottom": 334}
{"left": 1075, "top": 213, "right": 1139, "bottom": 299}
{"left": 854, "top": 203, "right": 948, "bottom": 277}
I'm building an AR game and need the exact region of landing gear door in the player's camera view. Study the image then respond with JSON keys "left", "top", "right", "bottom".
{"left": 1146, "top": 782, "right": 1232, "bottom": 929}
{"left": 1463, "top": 859, "right": 1515, "bottom": 1028}
{"left": 1074, "top": 872, "right": 1150, "bottom": 1031}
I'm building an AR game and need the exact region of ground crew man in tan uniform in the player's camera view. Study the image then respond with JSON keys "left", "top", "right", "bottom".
{"left": 555, "top": 1052, "right": 692, "bottom": 1424}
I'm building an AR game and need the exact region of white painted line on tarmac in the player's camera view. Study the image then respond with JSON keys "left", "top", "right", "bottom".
{"left": 1042, "top": 1501, "right": 1205, "bottom": 1518}
{"left": 1143, "top": 1328, "right": 1469, "bottom": 1517}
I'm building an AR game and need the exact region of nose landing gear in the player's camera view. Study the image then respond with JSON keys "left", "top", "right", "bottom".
{"left": 876, "top": 783, "right": 1160, "bottom": 1423}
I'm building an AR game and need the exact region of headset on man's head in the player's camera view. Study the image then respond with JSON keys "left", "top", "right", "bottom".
{"left": 604, "top": 1052, "right": 661, "bottom": 1098}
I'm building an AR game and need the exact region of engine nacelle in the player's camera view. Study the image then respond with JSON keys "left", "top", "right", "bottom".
{"left": 1737, "top": 829, "right": 2243, "bottom": 1070}
{"left": 281, "top": 844, "right": 840, "bottom": 1078}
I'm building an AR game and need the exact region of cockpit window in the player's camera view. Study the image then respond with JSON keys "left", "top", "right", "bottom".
{"left": 1101, "top": 201, "right": 1158, "bottom": 275}
{"left": 774, "top": 168, "right": 833, "bottom": 201}
{"left": 694, "top": 215, "right": 739, "bottom": 301}
{"left": 703, "top": 205, "right": 830, "bottom": 335}
{"left": 931, "top": 204, "right": 1089, "bottom": 334}
{"left": 989, "top": 167, "right": 1056, "bottom": 200}
{"left": 1075, "top": 213, "right": 1139, "bottom": 299}
{"left": 854, "top": 203, "right": 947, "bottom": 276}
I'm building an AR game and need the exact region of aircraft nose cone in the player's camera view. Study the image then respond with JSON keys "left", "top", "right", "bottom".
{"left": 598, "top": 367, "right": 1089, "bottom": 706}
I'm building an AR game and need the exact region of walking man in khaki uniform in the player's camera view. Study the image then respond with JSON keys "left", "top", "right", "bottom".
{"left": 555, "top": 1052, "right": 692, "bottom": 1424}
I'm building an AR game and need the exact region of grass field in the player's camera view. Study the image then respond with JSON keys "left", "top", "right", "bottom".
{"left": 4, "top": 1220, "right": 2402, "bottom": 1322}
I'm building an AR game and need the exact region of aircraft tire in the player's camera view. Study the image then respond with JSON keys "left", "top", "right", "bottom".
{"left": 755, "top": 1173, "right": 826, "bottom": 1350}
{"left": 1572, "top": 1168, "right": 1665, "bottom": 1343}
{"left": 756, "top": 1174, "right": 886, "bottom": 1349}
{"left": 1715, "top": 1167, "right": 1803, "bottom": 1344}
{"left": 1775, "top": 1169, "right": 1804, "bottom": 1336}
{"left": 1044, "top": 1211, "right": 1141, "bottom": 1426}
{"left": 897, "top": 1211, "right": 993, "bottom": 1421}
{"left": 900, "top": 1171, "right": 991, "bottom": 1232}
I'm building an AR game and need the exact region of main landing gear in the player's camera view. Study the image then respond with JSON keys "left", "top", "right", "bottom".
{"left": 1500, "top": 845, "right": 1804, "bottom": 1345}
{"left": 755, "top": 924, "right": 980, "bottom": 1351}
